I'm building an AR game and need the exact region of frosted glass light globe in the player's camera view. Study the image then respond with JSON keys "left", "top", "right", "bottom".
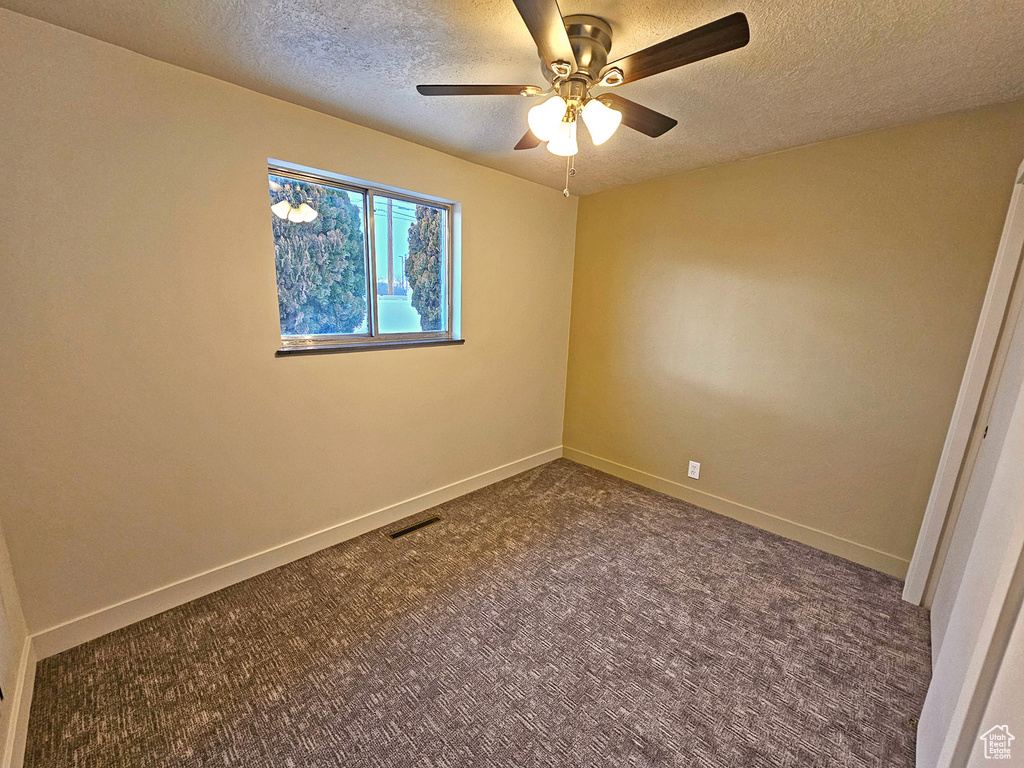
{"left": 582, "top": 99, "right": 622, "bottom": 145}
{"left": 546, "top": 120, "right": 578, "bottom": 157}
{"left": 296, "top": 203, "right": 318, "bottom": 222}
{"left": 527, "top": 96, "right": 568, "bottom": 141}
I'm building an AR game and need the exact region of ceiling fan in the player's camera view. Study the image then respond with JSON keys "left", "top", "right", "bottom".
{"left": 417, "top": 0, "right": 749, "bottom": 163}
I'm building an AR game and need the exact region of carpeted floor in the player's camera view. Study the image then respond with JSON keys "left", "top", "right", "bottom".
{"left": 25, "top": 459, "right": 931, "bottom": 767}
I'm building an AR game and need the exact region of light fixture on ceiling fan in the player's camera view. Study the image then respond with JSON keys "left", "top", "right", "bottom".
{"left": 417, "top": 0, "right": 750, "bottom": 191}
{"left": 527, "top": 93, "right": 622, "bottom": 155}
{"left": 271, "top": 200, "right": 318, "bottom": 223}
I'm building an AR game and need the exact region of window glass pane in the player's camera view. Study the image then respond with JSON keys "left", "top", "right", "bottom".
{"left": 268, "top": 174, "right": 368, "bottom": 337}
{"left": 373, "top": 196, "right": 447, "bottom": 334}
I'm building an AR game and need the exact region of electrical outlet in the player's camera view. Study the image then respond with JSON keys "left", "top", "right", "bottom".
{"left": 688, "top": 461, "right": 700, "bottom": 480}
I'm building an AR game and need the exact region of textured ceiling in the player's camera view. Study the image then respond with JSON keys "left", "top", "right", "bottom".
{"left": 6, "top": 0, "right": 1024, "bottom": 194}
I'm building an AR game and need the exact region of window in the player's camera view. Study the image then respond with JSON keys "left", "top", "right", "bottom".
{"left": 268, "top": 164, "right": 457, "bottom": 354}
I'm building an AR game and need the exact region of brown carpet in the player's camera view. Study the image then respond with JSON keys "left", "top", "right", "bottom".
{"left": 25, "top": 459, "right": 930, "bottom": 767}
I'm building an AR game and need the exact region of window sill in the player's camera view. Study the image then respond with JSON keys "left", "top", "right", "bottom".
{"left": 275, "top": 338, "right": 465, "bottom": 357}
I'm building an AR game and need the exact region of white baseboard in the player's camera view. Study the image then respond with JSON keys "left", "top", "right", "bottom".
{"left": 2, "top": 639, "right": 36, "bottom": 768}
{"left": 563, "top": 447, "right": 910, "bottom": 578}
{"left": 31, "top": 447, "right": 563, "bottom": 659}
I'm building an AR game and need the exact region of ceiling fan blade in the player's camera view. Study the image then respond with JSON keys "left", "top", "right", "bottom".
{"left": 598, "top": 94, "right": 678, "bottom": 138}
{"left": 514, "top": 130, "right": 542, "bottom": 150}
{"left": 416, "top": 84, "right": 539, "bottom": 96}
{"left": 512, "top": 0, "right": 577, "bottom": 70}
{"left": 602, "top": 12, "right": 749, "bottom": 84}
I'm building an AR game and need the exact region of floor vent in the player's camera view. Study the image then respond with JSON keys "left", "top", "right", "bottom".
{"left": 388, "top": 516, "right": 442, "bottom": 540}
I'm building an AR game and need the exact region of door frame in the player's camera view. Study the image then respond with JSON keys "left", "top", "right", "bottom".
{"left": 904, "top": 158, "right": 1024, "bottom": 605}
{"left": 918, "top": 366, "right": 1024, "bottom": 768}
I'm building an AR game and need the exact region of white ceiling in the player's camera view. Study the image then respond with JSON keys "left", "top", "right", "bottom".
{"left": 6, "top": 0, "right": 1024, "bottom": 194}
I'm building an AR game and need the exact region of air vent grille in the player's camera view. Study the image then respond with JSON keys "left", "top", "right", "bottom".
{"left": 388, "top": 516, "right": 442, "bottom": 540}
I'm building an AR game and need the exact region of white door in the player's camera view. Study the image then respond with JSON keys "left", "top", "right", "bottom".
{"left": 917, "top": 343, "right": 1024, "bottom": 767}
{"left": 931, "top": 268, "right": 1024, "bottom": 657}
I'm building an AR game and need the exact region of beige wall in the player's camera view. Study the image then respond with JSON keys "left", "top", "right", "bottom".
{"left": 564, "top": 99, "right": 1024, "bottom": 576}
{"left": 0, "top": 10, "right": 577, "bottom": 634}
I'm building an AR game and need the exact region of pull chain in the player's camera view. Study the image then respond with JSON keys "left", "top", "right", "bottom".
{"left": 563, "top": 153, "right": 577, "bottom": 198}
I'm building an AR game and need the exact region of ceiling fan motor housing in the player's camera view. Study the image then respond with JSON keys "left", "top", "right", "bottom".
{"left": 546, "top": 14, "right": 612, "bottom": 86}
